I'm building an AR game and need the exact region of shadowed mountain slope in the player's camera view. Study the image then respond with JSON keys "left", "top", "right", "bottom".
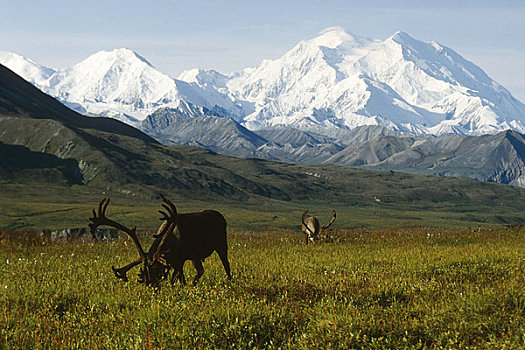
{"left": 0, "top": 64, "right": 342, "bottom": 201}
{"left": 2, "top": 63, "right": 525, "bottom": 216}
{"left": 0, "top": 64, "right": 155, "bottom": 143}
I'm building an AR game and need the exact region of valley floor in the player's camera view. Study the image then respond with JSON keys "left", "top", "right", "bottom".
{"left": 2, "top": 182, "right": 525, "bottom": 232}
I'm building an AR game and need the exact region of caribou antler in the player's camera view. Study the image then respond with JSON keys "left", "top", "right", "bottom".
{"left": 302, "top": 210, "right": 337, "bottom": 244}
{"left": 89, "top": 198, "right": 147, "bottom": 260}
{"left": 321, "top": 210, "right": 337, "bottom": 231}
{"left": 150, "top": 195, "right": 178, "bottom": 264}
{"left": 301, "top": 210, "right": 316, "bottom": 237}
{"left": 89, "top": 198, "right": 148, "bottom": 280}
{"left": 112, "top": 259, "right": 142, "bottom": 282}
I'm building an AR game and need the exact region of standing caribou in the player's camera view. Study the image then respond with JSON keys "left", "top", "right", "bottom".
{"left": 301, "top": 210, "right": 336, "bottom": 244}
{"left": 89, "top": 195, "right": 231, "bottom": 286}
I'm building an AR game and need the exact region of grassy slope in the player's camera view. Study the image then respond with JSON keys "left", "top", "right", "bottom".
{"left": 3, "top": 141, "right": 525, "bottom": 231}
{"left": 2, "top": 63, "right": 525, "bottom": 231}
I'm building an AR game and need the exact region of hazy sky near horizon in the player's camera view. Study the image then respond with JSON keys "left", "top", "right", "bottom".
{"left": 1, "top": 0, "right": 525, "bottom": 100}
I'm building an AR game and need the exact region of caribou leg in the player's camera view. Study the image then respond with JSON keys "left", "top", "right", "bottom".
{"left": 217, "top": 248, "right": 232, "bottom": 281}
{"left": 191, "top": 259, "right": 205, "bottom": 285}
{"left": 169, "top": 260, "right": 187, "bottom": 285}
{"left": 170, "top": 268, "right": 186, "bottom": 285}
{"left": 112, "top": 259, "right": 142, "bottom": 282}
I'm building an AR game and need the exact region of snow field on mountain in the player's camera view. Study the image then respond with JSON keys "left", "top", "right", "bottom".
{"left": 2, "top": 27, "right": 525, "bottom": 136}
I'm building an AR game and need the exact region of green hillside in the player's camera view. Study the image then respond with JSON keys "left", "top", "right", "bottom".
{"left": 1, "top": 63, "right": 525, "bottom": 230}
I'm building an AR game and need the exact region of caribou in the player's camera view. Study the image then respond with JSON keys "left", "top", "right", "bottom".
{"left": 89, "top": 195, "right": 231, "bottom": 286}
{"left": 301, "top": 210, "right": 336, "bottom": 244}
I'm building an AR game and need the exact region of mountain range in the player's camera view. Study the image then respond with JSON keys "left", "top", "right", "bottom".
{"left": 2, "top": 27, "right": 525, "bottom": 137}
{"left": 2, "top": 27, "right": 525, "bottom": 187}
{"left": 139, "top": 108, "right": 525, "bottom": 187}
{"left": 3, "top": 60, "right": 525, "bottom": 227}
{"left": 0, "top": 62, "right": 325, "bottom": 201}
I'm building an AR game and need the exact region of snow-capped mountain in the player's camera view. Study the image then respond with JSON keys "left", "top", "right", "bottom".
{"left": 0, "top": 51, "right": 56, "bottom": 86}
{"left": 46, "top": 48, "right": 185, "bottom": 118}
{"left": 2, "top": 27, "right": 525, "bottom": 137}
{"left": 0, "top": 48, "right": 241, "bottom": 121}
{"left": 216, "top": 27, "right": 525, "bottom": 135}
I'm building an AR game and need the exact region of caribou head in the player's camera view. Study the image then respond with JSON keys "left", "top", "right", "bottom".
{"left": 301, "top": 210, "right": 336, "bottom": 244}
{"left": 89, "top": 195, "right": 177, "bottom": 286}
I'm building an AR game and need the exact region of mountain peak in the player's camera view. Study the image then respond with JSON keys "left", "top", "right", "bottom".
{"left": 318, "top": 26, "right": 350, "bottom": 38}
{"left": 310, "top": 27, "right": 374, "bottom": 49}
{"left": 0, "top": 51, "right": 56, "bottom": 84}
{"left": 0, "top": 51, "right": 24, "bottom": 62}
{"left": 80, "top": 48, "right": 153, "bottom": 68}
{"left": 178, "top": 68, "right": 229, "bottom": 87}
{"left": 0, "top": 63, "right": 156, "bottom": 143}
{"left": 388, "top": 30, "right": 418, "bottom": 45}
{"left": 112, "top": 48, "right": 151, "bottom": 64}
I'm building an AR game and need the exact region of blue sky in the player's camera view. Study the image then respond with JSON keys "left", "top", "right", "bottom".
{"left": 1, "top": 0, "right": 525, "bottom": 100}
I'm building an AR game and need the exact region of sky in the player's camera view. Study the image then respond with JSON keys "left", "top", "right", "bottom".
{"left": 1, "top": 0, "right": 525, "bottom": 100}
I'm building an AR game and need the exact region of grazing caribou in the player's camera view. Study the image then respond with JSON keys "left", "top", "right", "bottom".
{"left": 89, "top": 195, "right": 231, "bottom": 286}
{"left": 301, "top": 210, "right": 336, "bottom": 244}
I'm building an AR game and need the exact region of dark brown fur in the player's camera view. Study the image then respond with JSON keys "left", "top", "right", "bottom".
{"left": 158, "top": 210, "right": 231, "bottom": 285}
{"left": 90, "top": 197, "right": 231, "bottom": 286}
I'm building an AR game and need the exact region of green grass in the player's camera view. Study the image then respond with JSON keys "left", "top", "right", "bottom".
{"left": 1, "top": 227, "right": 524, "bottom": 349}
{"left": 1, "top": 182, "right": 524, "bottom": 232}
{"left": 0, "top": 182, "right": 524, "bottom": 348}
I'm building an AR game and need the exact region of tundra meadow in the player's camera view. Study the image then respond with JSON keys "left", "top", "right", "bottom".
{"left": 2, "top": 2, "right": 525, "bottom": 348}
{"left": 1, "top": 225, "right": 524, "bottom": 349}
